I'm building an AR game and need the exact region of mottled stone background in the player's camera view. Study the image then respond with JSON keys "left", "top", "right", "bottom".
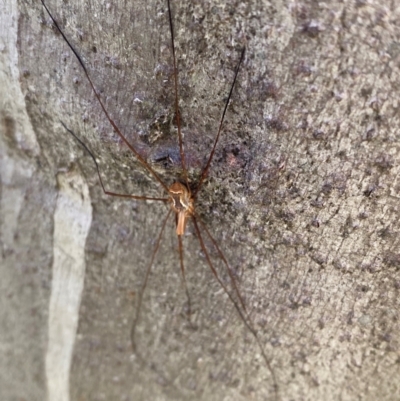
{"left": 1, "top": 0, "right": 400, "bottom": 400}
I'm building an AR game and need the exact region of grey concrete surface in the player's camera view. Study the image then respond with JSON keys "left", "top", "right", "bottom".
{"left": 1, "top": 0, "right": 400, "bottom": 400}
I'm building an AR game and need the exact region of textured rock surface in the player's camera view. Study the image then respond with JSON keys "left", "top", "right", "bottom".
{"left": 1, "top": 0, "right": 400, "bottom": 400}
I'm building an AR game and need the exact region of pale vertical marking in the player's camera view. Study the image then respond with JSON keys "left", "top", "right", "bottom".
{"left": 46, "top": 169, "right": 92, "bottom": 401}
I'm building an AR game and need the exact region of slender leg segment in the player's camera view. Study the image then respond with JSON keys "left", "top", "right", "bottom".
{"left": 131, "top": 210, "right": 172, "bottom": 351}
{"left": 41, "top": 0, "right": 169, "bottom": 193}
{"left": 192, "top": 216, "right": 278, "bottom": 399}
{"left": 166, "top": 0, "right": 189, "bottom": 188}
{"left": 61, "top": 122, "right": 168, "bottom": 202}
{"left": 193, "top": 48, "right": 246, "bottom": 197}
{"left": 178, "top": 235, "right": 192, "bottom": 319}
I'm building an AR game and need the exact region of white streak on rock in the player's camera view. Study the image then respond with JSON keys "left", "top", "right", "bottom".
{"left": 45, "top": 169, "right": 92, "bottom": 401}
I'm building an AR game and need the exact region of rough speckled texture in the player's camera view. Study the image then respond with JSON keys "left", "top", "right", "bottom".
{"left": 2, "top": 0, "right": 400, "bottom": 400}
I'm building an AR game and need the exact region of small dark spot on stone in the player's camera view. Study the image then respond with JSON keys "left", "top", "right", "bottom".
{"left": 358, "top": 284, "right": 369, "bottom": 292}
{"left": 270, "top": 337, "right": 281, "bottom": 347}
{"left": 363, "top": 184, "right": 376, "bottom": 197}
{"left": 313, "top": 130, "right": 325, "bottom": 140}
{"left": 310, "top": 199, "right": 324, "bottom": 208}
{"left": 266, "top": 117, "right": 287, "bottom": 132}
{"left": 2, "top": 115, "right": 16, "bottom": 143}
{"left": 263, "top": 81, "right": 280, "bottom": 99}
{"left": 355, "top": 0, "right": 368, "bottom": 7}
{"left": 288, "top": 298, "right": 300, "bottom": 310}
{"left": 358, "top": 211, "right": 368, "bottom": 219}
{"left": 321, "top": 181, "right": 333, "bottom": 194}
{"left": 347, "top": 311, "right": 354, "bottom": 325}
{"left": 105, "top": 56, "right": 121, "bottom": 69}
{"left": 276, "top": 208, "right": 295, "bottom": 224}
{"left": 380, "top": 332, "right": 392, "bottom": 343}
{"left": 384, "top": 252, "right": 400, "bottom": 268}
{"left": 294, "top": 61, "right": 313, "bottom": 76}
{"left": 365, "top": 128, "right": 375, "bottom": 141}
{"left": 311, "top": 218, "right": 320, "bottom": 228}
{"left": 302, "top": 20, "right": 323, "bottom": 37}
{"left": 361, "top": 86, "right": 373, "bottom": 98}
{"left": 378, "top": 227, "right": 392, "bottom": 239}
{"left": 374, "top": 154, "right": 394, "bottom": 171}
{"left": 312, "top": 252, "right": 327, "bottom": 266}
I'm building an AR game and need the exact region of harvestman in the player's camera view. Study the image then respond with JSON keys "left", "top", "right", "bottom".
{"left": 41, "top": 0, "right": 278, "bottom": 397}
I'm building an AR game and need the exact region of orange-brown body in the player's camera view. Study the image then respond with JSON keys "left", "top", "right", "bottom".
{"left": 168, "top": 182, "right": 194, "bottom": 236}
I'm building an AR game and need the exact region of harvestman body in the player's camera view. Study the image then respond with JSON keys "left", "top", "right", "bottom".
{"left": 41, "top": 0, "right": 278, "bottom": 398}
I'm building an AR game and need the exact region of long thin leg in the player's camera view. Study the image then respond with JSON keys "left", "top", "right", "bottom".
{"left": 177, "top": 235, "right": 192, "bottom": 319}
{"left": 41, "top": 0, "right": 169, "bottom": 193}
{"left": 192, "top": 216, "right": 279, "bottom": 400}
{"left": 131, "top": 209, "right": 172, "bottom": 351}
{"left": 61, "top": 122, "right": 169, "bottom": 202}
{"left": 193, "top": 48, "right": 245, "bottom": 197}
{"left": 166, "top": 0, "right": 189, "bottom": 188}
{"left": 196, "top": 216, "right": 247, "bottom": 314}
